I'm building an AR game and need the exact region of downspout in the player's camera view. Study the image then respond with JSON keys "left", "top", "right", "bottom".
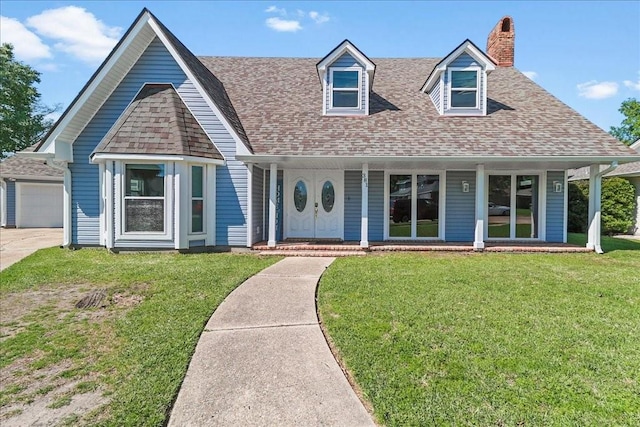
{"left": 45, "top": 160, "right": 72, "bottom": 248}
{"left": 0, "top": 178, "right": 6, "bottom": 227}
{"left": 591, "top": 161, "right": 618, "bottom": 254}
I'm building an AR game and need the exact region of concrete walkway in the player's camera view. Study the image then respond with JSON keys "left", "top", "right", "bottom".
{"left": 168, "top": 257, "right": 375, "bottom": 426}
{"left": 0, "top": 228, "right": 62, "bottom": 271}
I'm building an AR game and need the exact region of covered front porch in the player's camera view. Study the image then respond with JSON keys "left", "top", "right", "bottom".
{"left": 245, "top": 156, "right": 616, "bottom": 253}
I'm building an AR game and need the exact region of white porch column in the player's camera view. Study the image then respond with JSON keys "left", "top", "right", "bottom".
{"left": 586, "top": 164, "right": 601, "bottom": 251}
{"left": 268, "top": 163, "right": 278, "bottom": 247}
{"left": 360, "top": 163, "right": 369, "bottom": 248}
{"left": 474, "top": 164, "right": 486, "bottom": 250}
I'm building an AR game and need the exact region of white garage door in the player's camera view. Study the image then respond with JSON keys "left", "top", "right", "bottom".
{"left": 17, "top": 183, "right": 63, "bottom": 228}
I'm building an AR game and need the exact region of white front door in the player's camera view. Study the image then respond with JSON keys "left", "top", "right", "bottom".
{"left": 285, "top": 170, "right": 344, "bottom": 239}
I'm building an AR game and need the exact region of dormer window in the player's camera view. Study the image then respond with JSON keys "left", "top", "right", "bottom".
{"left": 317, "top": 40, "right": 375, "bottom": 116}
{"left": 331, "top": 69, "right": 361, "bottom": 108}
{"left": 449, "top": 69, "right": 479, "bottom": 108}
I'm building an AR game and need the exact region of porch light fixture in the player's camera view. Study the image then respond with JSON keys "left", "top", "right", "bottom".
{"left": 462, "top": 180, "right": 470, "bottom": 193}
{"left": 553, "top": 181, "right": 562, "bottom": 193}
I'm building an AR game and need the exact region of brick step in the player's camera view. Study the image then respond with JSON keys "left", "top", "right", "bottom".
{"left": 256, "top": 250, "right": 367, "bottom": 257}
{"left": 484, "top": 246, "right": 592, "bottom": 253}
{"left": 253, "top": 244, "right": 365, "bottom": 252}
{"left": 369, "top": 245, "right": 473, "bottom": 252}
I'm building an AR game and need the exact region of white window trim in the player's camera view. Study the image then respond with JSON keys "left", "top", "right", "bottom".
{"left": 384, "top": 170, "right": 445, "bottom": 241}
{"left": 447, "top": 67, "right": 480, "bottom": 110}
{"left": 115, "top": 161, "right": 173, "bottom": 241}
{"left": 189, "top": 164, "right": 206, "bottom": 236}
{"left": 329, "top": 67, "right": 362, "bottom": 110}
{"left": 484, "top": 171, "right": 544, "bottom": 241}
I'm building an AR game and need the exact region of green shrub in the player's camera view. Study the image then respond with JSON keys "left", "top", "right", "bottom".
{"left": 601, "top": 177, "right": 636, "bottom": 234}
{"left": 568, "top": 177, "right": 636, "bottom": 235}
{"left": 568, "top": 181, "right": 589, "bottom": 232}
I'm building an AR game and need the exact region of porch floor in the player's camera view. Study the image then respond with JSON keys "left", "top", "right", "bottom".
{"left": 252, "top": 240, "right": 592, "bottom": 256}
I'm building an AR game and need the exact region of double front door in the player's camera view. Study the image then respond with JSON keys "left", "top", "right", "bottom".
{"left": 285, "top": 170, "right": 344, "bottom": 239}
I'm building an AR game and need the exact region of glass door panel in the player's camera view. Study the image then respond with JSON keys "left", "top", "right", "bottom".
{"left": 516, "top": 175, "right": 539, "bottom": 238}
{"left": 488, "top": 175, "right": 511, "bottom": 238}
{"left": 416, "top": 175, "right": 439, "bottom": 238}
{"left": 389, "top": 175, "right": 412, "bottom": 238}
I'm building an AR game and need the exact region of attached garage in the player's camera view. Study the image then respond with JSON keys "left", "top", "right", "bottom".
{"left": 1, "top": 148, "right": 64, "bottom": 229}
{"left": 16, "top": 183, "right": 64, "bottom": 228}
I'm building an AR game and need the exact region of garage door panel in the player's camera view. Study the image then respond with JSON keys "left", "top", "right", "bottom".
{"left": 17, "top": 183, "right": 63, "bottom": 228}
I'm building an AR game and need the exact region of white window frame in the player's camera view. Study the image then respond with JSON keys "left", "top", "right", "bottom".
{"left": 448, "top": 67, "right": 480, "bottom": 109}
{"left": 330, "top": 67, "right": 361, "bottom": 110}
{"left": 384, "top": 170, "right": 446, "bottom": 241}
{"left": 484, "top": 171, "right": 546, "bottom": 241}
{"left": 189, "top": 164, "right": 206, "bottom": 235}
{"left": 117, "top": 161, "right": 172, "bottom": 240}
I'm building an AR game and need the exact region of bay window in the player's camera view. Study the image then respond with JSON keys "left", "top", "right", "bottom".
{"left": 124, "top": 164, "right": 165, "bottom": 233}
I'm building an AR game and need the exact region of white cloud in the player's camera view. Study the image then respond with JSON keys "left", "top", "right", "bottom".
{"left": 623, "top": 74, "right": 640, "bottom": 91}
{"left": 0, "top": 16, "right": 52, "bottom": 61}
{"left": 577, "top": 80, "right": 619, "bottom": 99}
{"left": 522, "top": 71, "right": 538, "bottom": 80}
{"left": 26, "top": 6, "right": 122, "bottom": 64}
{"left": 265, "top": 17, "right": 302, "bottom": 32}
{"left": 265, "top": 5, "right": 286, "bottom": 15}
{"left": 309, "top": 11, "right": 330, "bottom": 24}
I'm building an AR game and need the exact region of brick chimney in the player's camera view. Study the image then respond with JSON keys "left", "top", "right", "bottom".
{"left": 486, "top": 16, "right": 515, "bottom": 67}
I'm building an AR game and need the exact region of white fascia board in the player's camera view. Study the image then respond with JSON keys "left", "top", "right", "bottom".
{"left": 147, "top": 18, "right": 251, "bottom": 158}
{"left": 38, "top": 13, "right": 153, "bottom": 154}
{"left": 90, "top": 153, "right": 225, "bottom": 165}
{"left": 630, "top": 139, "right": 640, "bottom": 151}
{"left": 0, "top": 175, "right": 63, "bottom": 182}
{"left": 421, "top": 66, "right": 446, "bottom": 93}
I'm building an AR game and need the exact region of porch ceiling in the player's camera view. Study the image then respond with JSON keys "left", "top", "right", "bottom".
{"left": 240, "top": 155, "right": 636, "bottom": 171}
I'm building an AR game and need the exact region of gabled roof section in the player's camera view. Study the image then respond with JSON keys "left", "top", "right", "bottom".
{"left": 421, "top": 39, "right": 496, "bottom": 93}
{"left": 35, "top": 8, "right": 251, "bottom": 156}
{"left": 0, "top": 144, "right": 63, "bottom": 180}
{"left": 91, "top": 84, "right": 223, "bottom": 160}
{"left": 316, "top": 39, "right": 376, "bottom": 86}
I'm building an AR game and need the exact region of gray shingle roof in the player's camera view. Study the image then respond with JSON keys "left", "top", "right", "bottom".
{"left": 198, "top": 56, "right": 638, "bottom": 158}
{"left": 0, "top": 145, "right": 63, "bottom": 179}
{"left": 569, "top": 142, "right": 640, "bottom": 180}
{"left": 92, "top": 84, "right": 223, "bottom": 160}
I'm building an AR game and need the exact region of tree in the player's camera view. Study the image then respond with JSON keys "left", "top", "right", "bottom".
{"left": 0, "top": 43, "right": 59, "bottom": 158}
{"left": 609, "top": 98, "right": 640, "bottom": 145}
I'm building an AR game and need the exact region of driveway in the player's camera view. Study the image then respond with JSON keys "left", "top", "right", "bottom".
{"left": 0, "top": 228, "right": 63, "bottom": 271}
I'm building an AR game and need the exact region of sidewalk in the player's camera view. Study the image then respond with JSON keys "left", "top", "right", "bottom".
{"left": 168, "top": 257, "right": 375, "bottom": 426}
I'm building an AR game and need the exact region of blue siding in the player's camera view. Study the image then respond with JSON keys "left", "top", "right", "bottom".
{"left": 72, "top": 37, "right": 246, "bottom": 247}
{"left": 546, "top": 171, "right": 565, "bottom": 242}
{"left": 445, "top": 171, "right": 476, "bottom": 242}
{"left": 344, "top": 171, "right": 361, "bottom": 241}
{"left": 368, "top": 171, "right": 384, "bottom": 241}
{"left": 326, "top": 52, "right": 367, "bottom": 116}
{"left": 251, "top": 167, "right": 264, "bottom": 244}
{"left": 6, "top": 181, "right": 16, "bottom": 227}
{"left": 443, "top": 53, "right": 485, "bottom": 116}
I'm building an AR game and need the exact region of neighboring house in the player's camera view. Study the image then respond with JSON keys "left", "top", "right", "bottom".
{"left": 569, "top": 139, "right": 640, "bottom": 235}
{"left": 26, "top": 9, "right": 640, "bottom": 252}
{"left": 1, "top": 145, "right": 64, "bottom": 228}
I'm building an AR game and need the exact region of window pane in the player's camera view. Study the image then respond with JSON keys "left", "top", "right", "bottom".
{"left": 192, "top": 166, "right": 203, "bottom": 198}
{"left": 488, "top": 175, "right": 511, "bottom": 238}
{"left": 451, "top": 71, "right": 477, "bottom": 88}
{"left": 516, "top": 175, "right": 539, "bottom": 238}
{"left": 332, "top": 91, "right": 358, "bottom": 108}
{"left": 126, "top": 164, "right": 164, "bottom": 197}
{"left": 293, "top": 180, "right": 307, "bottom": 212}
{"left": 416, "top": 175, "right": 439, "bottom": 238}
{"left": 125, "top": 199, "right": 164, "bottom": 232}
{"left": 321, "top": 181, "right": 335, "bottom": 213}
{"left": 451, "top": 90, "right": 477, "bottom": 108}
{"left": 192, "top": 200, "right": 203, "bottom": 233}
{"left": 389, "top": 175, "right": 412, "bottom": 237}
{"left": 333, "top": 71, "right": 358, "bottom": 88}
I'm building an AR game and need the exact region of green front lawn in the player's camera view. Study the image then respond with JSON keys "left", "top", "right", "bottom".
{"left": 318, "top": 242, "right": 640, "bottom": 426}
{"left": 0, "top": 249, "right": 279, "bottom": 425}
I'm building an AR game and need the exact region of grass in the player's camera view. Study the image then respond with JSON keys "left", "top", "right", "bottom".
{"left": 318, "top": 241, "right": 640, "bottom": 426}
{"left": 0, "top": 248, "right": 279, "bottom": 425}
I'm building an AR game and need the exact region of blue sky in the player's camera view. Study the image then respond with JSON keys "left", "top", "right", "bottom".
{"left": 1, "top": 1, "right": 639, "bottom": 133}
